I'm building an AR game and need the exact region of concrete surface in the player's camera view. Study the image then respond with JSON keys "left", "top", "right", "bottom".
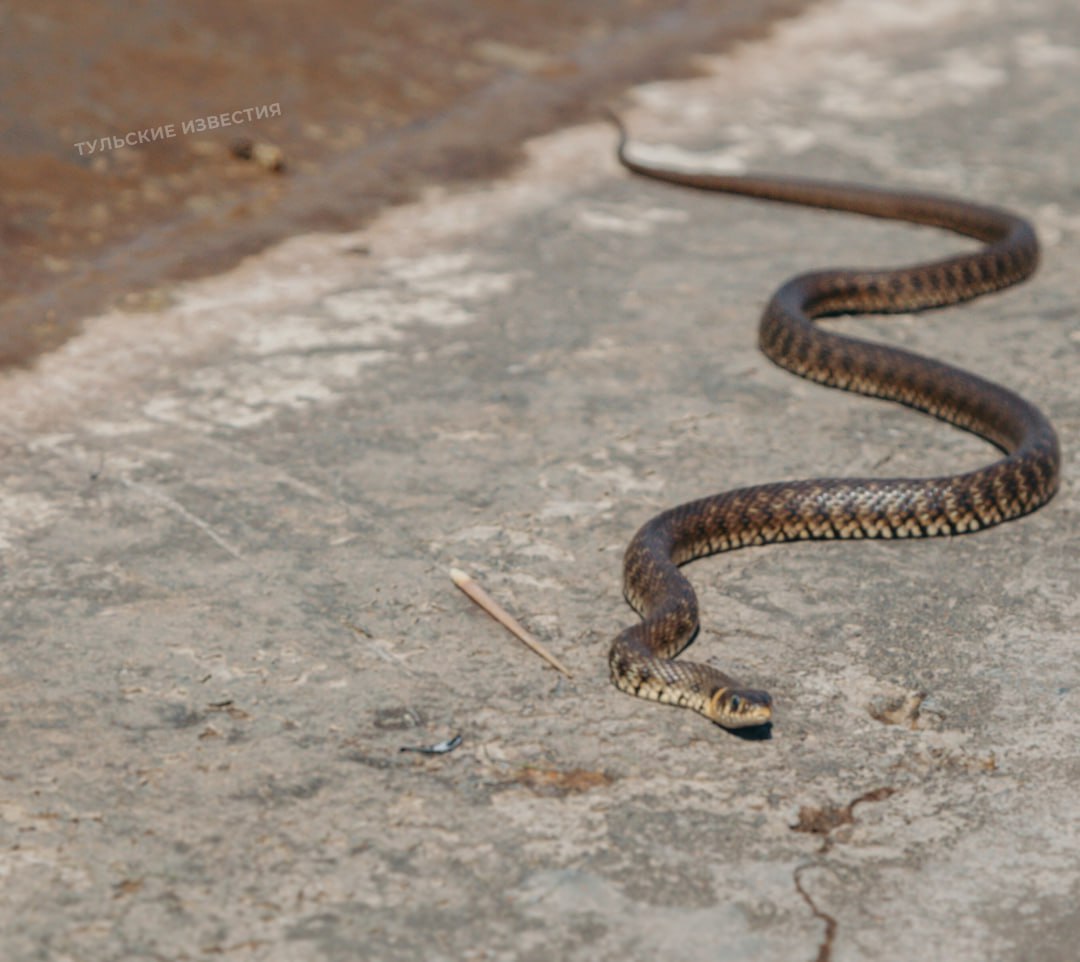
{"left": 1, "top": 0, "right": 1078, "bottom": 959}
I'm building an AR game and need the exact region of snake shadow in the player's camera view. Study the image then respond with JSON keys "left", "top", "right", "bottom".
{"left": 725, "top": 722, "right": 773, "bottom": 741}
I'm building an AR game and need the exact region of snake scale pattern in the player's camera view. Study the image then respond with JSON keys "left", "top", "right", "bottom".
{"left": 606, "top": 117, "right": 1061, "bottom": 729}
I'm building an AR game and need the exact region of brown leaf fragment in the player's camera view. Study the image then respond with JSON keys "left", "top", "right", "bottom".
{"left": 511, "top": 766, "right": 613, "bottom": 797}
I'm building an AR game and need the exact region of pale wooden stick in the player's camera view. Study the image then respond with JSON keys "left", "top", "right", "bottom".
{"left": 450, "top": 568, "right": 573, "bottom": 677}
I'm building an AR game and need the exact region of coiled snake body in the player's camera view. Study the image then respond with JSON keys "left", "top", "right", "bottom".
{"left": 607, "top": 119, "right": 1060, "bottom": 729}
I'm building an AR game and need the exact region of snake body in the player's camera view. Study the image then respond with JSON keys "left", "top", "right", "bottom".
{"left": 607, "top": 120, "right": 1060, "bottom": 729}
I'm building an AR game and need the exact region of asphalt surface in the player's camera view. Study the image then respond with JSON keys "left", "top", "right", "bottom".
{"left": 1, "top": 0, "right": 1078, "bottom": 959}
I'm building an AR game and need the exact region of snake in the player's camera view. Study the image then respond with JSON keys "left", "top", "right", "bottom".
{"left": 605, "top": 116, "right": 1061, "bottom": 729}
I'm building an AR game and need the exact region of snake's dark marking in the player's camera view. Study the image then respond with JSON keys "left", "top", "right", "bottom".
{"left": 605, "top": 114, "right": 1060, "bottom": 729}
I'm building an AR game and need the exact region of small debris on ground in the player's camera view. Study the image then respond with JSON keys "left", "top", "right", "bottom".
{"left": 400, "top": 733, "right": 463, "bottom": 755}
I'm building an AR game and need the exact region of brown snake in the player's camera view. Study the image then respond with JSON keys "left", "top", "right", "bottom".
{"left": 606, "top": 117, "right": 1061, "bottom": 729}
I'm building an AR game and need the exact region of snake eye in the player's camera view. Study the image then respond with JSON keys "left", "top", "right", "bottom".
{"left": 729, "top": 694, "right": 742, "bottom": 712}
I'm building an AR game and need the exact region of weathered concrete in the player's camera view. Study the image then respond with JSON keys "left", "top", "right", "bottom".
{"left": 1, "top": 1, "right": 1078, "bottom": 959}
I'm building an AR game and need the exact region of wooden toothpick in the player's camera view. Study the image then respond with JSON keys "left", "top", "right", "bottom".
{"left": 450, "top": 568, "right": 573, "bottom": 678}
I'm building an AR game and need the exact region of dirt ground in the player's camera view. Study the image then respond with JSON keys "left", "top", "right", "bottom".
{"left": 0, "top": 0, "right": 807, "bottom": 367}
{"left": 1, "top": 0, "right": 1078, "bottom": 960}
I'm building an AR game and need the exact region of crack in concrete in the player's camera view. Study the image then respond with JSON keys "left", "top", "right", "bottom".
{"left": 794, "top": 865, "right": 837, "bottom": 962}
{"left": 792, "top": 787, "right": 897, "bottom": 961}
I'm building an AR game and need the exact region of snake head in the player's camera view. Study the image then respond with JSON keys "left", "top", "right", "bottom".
{"left": 707, "top": 687, "right": 773, "bottom": 729}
